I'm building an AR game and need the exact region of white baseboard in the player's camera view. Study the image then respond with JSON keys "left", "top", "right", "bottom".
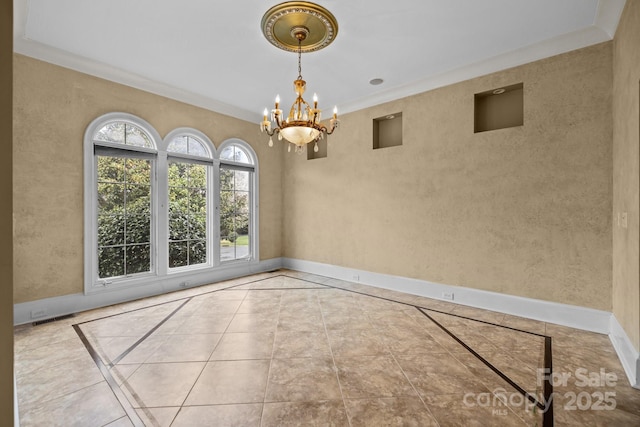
{"left": 13, "top": 257, "right": 282, "bottom": 326}
{"left": 14, "top": 255, "right": 639, "bottom": 389}
{"left": 283, "top": 258, "right": 612, "bottom": 334}
{"left": 609, "top": 315, "right": 640, "bottom": 389}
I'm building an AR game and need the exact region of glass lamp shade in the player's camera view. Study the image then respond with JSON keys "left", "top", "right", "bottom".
{"left": 279, "top": 126, "right": 321, "bottom": 146}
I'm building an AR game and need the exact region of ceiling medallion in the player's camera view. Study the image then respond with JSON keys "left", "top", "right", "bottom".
{"left": 260, "top": 2, "right": 340, "bottom": 153}
{"left": 261, "top": 2, "right": 338, "bottom": 53}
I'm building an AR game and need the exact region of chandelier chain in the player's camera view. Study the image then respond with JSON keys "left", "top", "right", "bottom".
{"left": 297, "top": 38, "right": 302, "bottom": 80}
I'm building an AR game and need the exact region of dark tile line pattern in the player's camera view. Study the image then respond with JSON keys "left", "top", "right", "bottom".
{"left": 418, "top": 307, "right": 553, "bottom": 426}
{"left": 302, "top": 274, "right": 554, "bottom": 426}
{"left": 72, "top": 273, "right": 553, "bottom": 425}
{"left": 109, "top": 298, "right": 193, "bottom": 367}
{"left": 72, "top": 324, "right": 146, "bottom": 427}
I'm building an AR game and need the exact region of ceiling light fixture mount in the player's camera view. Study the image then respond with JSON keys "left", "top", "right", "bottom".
{"left": 260, "top": 2, "right": 339, "bottom": 154}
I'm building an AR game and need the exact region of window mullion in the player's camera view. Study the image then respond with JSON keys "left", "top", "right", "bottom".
{"left": 157, "top": 151, "right": 169, "bottom": 276}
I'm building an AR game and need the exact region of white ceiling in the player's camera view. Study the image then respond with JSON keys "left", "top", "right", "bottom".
{"left": 14, "top": 0, "right": 626, "bottom": 123}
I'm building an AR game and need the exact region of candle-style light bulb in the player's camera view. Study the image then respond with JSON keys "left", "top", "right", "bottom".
{"left": 275, "top": 95, "right": 280, "bottom": 109}
{"left": 313, "top": 93, "right": 318, "bottom": 108}
{"left": 333, "top": 106, "right": 338, "bottom": 119}
{"left": 263, "top": 108, "right": 268, "bottom": 120}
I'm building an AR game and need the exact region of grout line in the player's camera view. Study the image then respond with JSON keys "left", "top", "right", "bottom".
{"left": 259, "top": 284, "right": 284, "bottom": 424}
{"left": 318, "top": 291, "right": 353, "bottom": 427}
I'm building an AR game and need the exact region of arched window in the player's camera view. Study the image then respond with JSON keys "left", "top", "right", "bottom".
{"left": 163, "top": 129, "right": 215, "bottom": 270}
{"left": 85, "top": 115, "right": 259, "bottom": 294}
{"left": 84, "top": 113, "right": 161, "bottom": 288}
{"left": 218, "top": 139, "right": 258, "bottom": 263}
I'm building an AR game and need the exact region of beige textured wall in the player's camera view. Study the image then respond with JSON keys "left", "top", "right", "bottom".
{"left": 283, "top": 42, "right": 613, "bottom": 311}
{"left": 13, "top": 54, "right": 282, "bottom": 303}
{"left": 613, "top": 0, "right": 640, "bottom": 351}
{"left": 1, "top": 0, "right": 14, "bottom": 423}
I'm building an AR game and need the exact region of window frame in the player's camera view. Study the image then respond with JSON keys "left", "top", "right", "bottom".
{"left": 84, "top": 115, "right": 260, "bottom": 295}
{"left": 84, "top": 113, "right": 162, "bottom": 292}
{"left": 217, "top": 138, "right": 259, "bottom": 265}
{"left": 161, "top": 128, "right": 217, "bottom": 274}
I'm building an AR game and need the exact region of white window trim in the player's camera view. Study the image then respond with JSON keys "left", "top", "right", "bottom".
{"left": 162, "top": 128, "right": 217, "bottom": 273}
{"left": 83, "top": 113, "right": 162, "bottom": 294}
{"left": 217, "top": 138, "right": 260, "bottom": 265}
{"left": 84, "top": 116, "right": 260, "bottom": 295}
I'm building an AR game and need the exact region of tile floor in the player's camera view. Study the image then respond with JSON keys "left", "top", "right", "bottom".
{"left": 14, "top": 270, "right": 640, "bottom": 426}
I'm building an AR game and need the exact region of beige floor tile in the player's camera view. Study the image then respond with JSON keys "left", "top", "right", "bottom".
{"left": 105, "top": 416, "right": 135, "bottom": 426}
{"left": 277, "top": 313, "right": 326, "bottom": 333}
{"left": 116, "top": 334, "right": 169, "bottom": 365}
{"left": 19, "top": 381, "right": 125, "bottom": 427}
{"left": 122, "top": 362, "right": 205, "bottom": 408}
{"left": 262, "top": 400, "right": 349, "bottom": 427}
{"left": 172, "top": 404, "right": 262, "bottom": 427}
{"left": 396, "top": 353, "right": 490, "bottom": 399}
{"left": 322, "top": 313, "right": 374, "bottom": 330}
{"left": 15, "top": 272, "right": 640, "bottom": 426}
{"left": 226, "top": 313, "right": 279, "bottom": 333}
{"left": 326, "top": 328, "right": 389, "bottom": 357}
{"left": 145, "top": 333, "right": 221, "bottom": 362}
{"left": 335, "top": 355, "right": 417, "bottom": 399}
{"left": 17, "top": 352, "right": 104, "bottom": 407}
{"left": 174, "top": 313, "right": 234, "bottom": 334}
{"left": 344, "top": 396, "right": 439, "bottom": 427}
{"left": 265, "top": 357, "right": 342, "bottom": 402}
{"left": 209, "top": 332, "right": 274, "bottom": 360}
{"left": 135, "top": 407, "right": 180, "bottom": 427}
{"left": 185, "top": 360, "right": 270, "bottom": 405}
{"left": 236, "top": 298, "right": 281, "bottom": 314}
{"left": 272, "top": 330, "right": 332, "bottom": 358}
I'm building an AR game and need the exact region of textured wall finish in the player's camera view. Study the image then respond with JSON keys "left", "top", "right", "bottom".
{"left": 13, "top": 55, "right": 282, "bottom": 303}
{"left": 1, "top": 0, "right": 14, "bottom": 423}
{"left": 613, "top": 0, "right": 640, "bottom": 352}
{"left": 283, "top": 42, "right": 613, "bottom": 311}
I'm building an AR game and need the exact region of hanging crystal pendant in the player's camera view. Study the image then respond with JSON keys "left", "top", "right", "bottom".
{"left": 268, "top": 137, "right": 273, "bottom": 147}
{"left": 314, "top": 142, "right": 319, "bottom": 152}
{"left": 288, "top": 144, "right": 291, "bottom": 152}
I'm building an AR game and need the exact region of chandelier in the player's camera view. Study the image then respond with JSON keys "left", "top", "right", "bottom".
{"left": 260, "top": 2, "right": 339, "bottom": 153}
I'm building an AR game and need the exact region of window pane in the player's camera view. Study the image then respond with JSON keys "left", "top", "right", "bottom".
{"left": 234, "top": 170, "right": 250, "bottom": 191}
{"left": 95, "top": 122, "right": 125, "bottom": 144}
{"left": 189, "top": 214, "right": 207, "bottom": 240}
{"left": 189, "top": 188, "right": 206, "bottom": 213}
{"left": 189, "top": 164, "right": 206, "bottom": 188}
{"left": 125, "top": 124, "right": 153, "bottom": 148}
{"left": 126, "top": 184, "right": 150, "bottom": 207}
{"left": 98, "top": 214, "right": 124, "bottom": 246}
{"left": 167, "top": 136, "right": 188, "bottom": 154}
{"left": 98, "top": 183, "right": 124, "bottom": 212}
{"left": 219, "top": 146, "right": 234, "bottom": 161}
{"left": 189, "top": 240, "right": 207, "bottom": 265}
{"left": 125, "top": 213, "right": 150, "bottom": 245}
{"left": 99, "top": 246, "right": 124, "bottom": 278}
{"left": 220, "top": 169, "right": 234, "bottom": 191}
{"left": 97, "top": 157, "right": 124, "bottom": 182}
{"left": 220, "top": 164, "right": 252, "bottom": 262}
{"left": 97, "top": 154, "right": 152, "bottom": 279}
{"left": 169, "top": 213, "right": 188, "bottom": 241}
{"left": 169, "top": 241, "right": 188, "bottom": 268}
{"left": 220, "top": 145, "right": 252, "bottom": 164}
{"left": 168, "top": 161, "right": 209, "bottom": 269}
{"left": 126, "top": 158, "right": 151, "bottom": 184}
{"left": 169, "top": 162, "right": 189, "bottom": 183}
{"left": 188, "top": 137, "right": 208, "bottom": 157}
{"left": 126, "top": 244, "right": 151, "bottom": 274}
